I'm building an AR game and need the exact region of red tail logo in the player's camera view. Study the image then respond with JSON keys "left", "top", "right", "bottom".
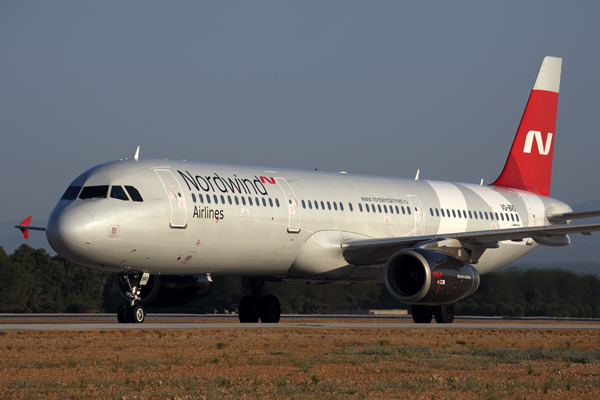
{"left": 492, "top": 57, "right": 561, "bottom": 197}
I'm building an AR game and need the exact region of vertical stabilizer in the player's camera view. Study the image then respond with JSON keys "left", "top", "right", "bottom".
{"left": 492, "top": 56, "right": 562, "bottom": 196}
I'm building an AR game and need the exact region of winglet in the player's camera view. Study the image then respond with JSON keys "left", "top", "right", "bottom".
{"left": 15, "top": 216, "right": 46, "bottom": 239}
{"left": 16, "top": 216, "right": 32, "bottom": 239}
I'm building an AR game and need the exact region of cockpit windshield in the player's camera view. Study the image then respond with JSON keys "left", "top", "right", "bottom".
{"left": 125, "top": 186, "right": 144, "bottom": 202}
{"left": 79, "top": 185, "right": 109, "bottom": 200}
{"left": 61, "top": 186, "right": 82, "bottom": 201}
{"left": 110, "top": 186, "right": 129, "bottom": 201}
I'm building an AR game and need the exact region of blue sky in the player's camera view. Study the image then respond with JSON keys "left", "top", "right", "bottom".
{"left": 2, "top": 2, "right": 600, "bottom": 253}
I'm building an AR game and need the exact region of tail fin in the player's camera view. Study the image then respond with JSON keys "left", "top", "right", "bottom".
{"left": 492, "top": 56, "right": 562, "bottom": 196}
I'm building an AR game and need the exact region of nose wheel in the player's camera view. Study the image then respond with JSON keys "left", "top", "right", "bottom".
{"left": 116, "top": 272, "right": 148, "bottom": 323}
{"left": 117, "top": 303, "right": 146, "bottom": 323}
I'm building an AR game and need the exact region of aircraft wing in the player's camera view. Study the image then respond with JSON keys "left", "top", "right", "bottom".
{"left": 342, "top": 222, "right": 600, "bottom": 266}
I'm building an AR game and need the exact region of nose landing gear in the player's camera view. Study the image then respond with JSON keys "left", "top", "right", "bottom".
{"left": 116, "top": 273, "right": 148, "bottom": 324}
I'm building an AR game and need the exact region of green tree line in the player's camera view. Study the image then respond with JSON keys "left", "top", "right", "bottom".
{"left": 1, "top": 244, "right": 599, "bottom": 318}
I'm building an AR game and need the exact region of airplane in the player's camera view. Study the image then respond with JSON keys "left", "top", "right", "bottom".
{"left": 16, "top": 56, "right": 600, "bottom": 324}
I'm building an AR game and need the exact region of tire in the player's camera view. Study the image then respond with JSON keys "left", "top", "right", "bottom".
{"left": 412, "top": 305, "right": 433, "bottom": 323}
{"left": 117, "top": 304, "right": 131, "bottom": 323}
{"left": 131, "top": 304, "right": 145, "bottom": 323}
{"left": 259, "top": 295, "right": 281, "bottom": 323}
{"left": 433, "top": 303, "right": 455, "bottom": 324}
{"left": 238, "top": 295, "right": 259, "bottom": 323}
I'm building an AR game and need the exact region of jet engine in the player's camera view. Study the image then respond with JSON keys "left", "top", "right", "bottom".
{"left": 384, "top": 248, "right": 480, "bottom": 305}
{"left": 115, "top": 274, "right": 212, "bottom": 308}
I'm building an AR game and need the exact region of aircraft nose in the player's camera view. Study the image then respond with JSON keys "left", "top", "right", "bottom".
{"left": 46, "top": 206, "right": 95, "bottom": 259}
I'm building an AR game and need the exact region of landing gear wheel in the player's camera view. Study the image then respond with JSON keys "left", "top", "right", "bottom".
{"left": 412, "top": 305, "right": 433, "bottom": 324}
{"left": 131, "top": 304, "right": 146, "bottom": 323}
{"left": 433, "top": 303, "right": 455, "bottom": 324}
{"left": 259, "top": 295, "right": 281, "bottom": 323}
{"left": 238, "top": 295, "right": 259, "bottom": 323}
{"left": 117, "top": 304, "right": 131, "bottom": 323}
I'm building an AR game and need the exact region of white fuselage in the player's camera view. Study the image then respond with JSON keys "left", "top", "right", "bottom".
{"left": 46, "top": 159, "right": 572, "bottom": 281}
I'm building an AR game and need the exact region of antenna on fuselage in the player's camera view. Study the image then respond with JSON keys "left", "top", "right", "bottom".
{"left": 414, "top": 169, "right": 420, "bottom": 181}
{"left": 480, "top": 179, "right": 484, "bottom": 185}
{"left": 134, "top": 146, "right": 140, "bottom": 161}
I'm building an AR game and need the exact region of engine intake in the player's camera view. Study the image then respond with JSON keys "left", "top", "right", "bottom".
{"left": 384, "top": 248, "right": 480, "bottom": 305}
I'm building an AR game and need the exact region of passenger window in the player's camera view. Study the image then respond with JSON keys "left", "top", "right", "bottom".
{"left": 308, "top": 200, "right": 312, "bottom": 209}
{"left": 511, "top": 214, "right": 514, "bottom": 222}
{"left": 452, "top": 210, "right": 456, "bottom": 218}
{"left": 191, "top": 193, "right": 196, "bottom": 203}
{"left": 219, "top": 195, "right": 224, "bottom": 204}
{"left": 489, "top": 212, "right": 493, "bottom": 220}
{"left": 302, "top": 200, "right": 306, "bottom": 209}
{"left": 383, "top": 205, "right": 388, "bottom": 213}
{"left": 124, "top": 186, "right": 143, "bottom": 202}
{"left": 348, "top": 203, "right": 352, "bottom": 211}
{"left": 401, "top": 206, "right": 405, "bottom": 214}
{"left": 506, "top": 213, "right": 509, "bottom": 221}
{"left": 484, "top": 212, "right": 488, "bottom": 220}
{"left": 495, "top": 212, "right": 499, "bottom": 220}
{"left": 235, "top": 196, "right": 239, "bottom": 205}
{"left": 228, "top": 195, "right": 232, "bottom": 205}
{"left": 441, "top": 209, "right": 445, "bottom": 217}
{"left": 110, "top": 186, "right": 129, "bottom": 201}
{"left": 321, "top": 201, "right": 325, "bottom": 209}
{"left": 241, "top": 197, "right": 246, "bottom": 206}
{"left": 275, "top": 198, "right": 280, "bottom": 207}
{"left": 333, "top": 202, "right": 338, "bottom": 211}
{"left": 358, "top": 203, "right": 363, "bottom": 212}
{"left": 377, "top": 205, "right": 382, "bottom": 213}
{"left": 340, "top": 203, "right": 344, "bottom": 211}
{"left": 501, "top": 213, "right": 504, "bottom": 221}
{"left": 327, "top": 201, "right": 331, "bottom": 210}
{"left": 395, "top": 206, "right": 399, "bottom": 214}
{"left": 61, "top": 186, "right": 82, "bottom": 201}
{"left": 199, "top": 194, "right": 204, "bottom": 203}
{"left": 269, "top": 198, "right": 273, "bottom": 207}
{"left": 430, "top": 208, "right": 434, "bottom": 216}
{"left": 80, "top": 185, "right": 109, "bottom": 200}
{"left": 407, "top": 207, "right": 411, "bottom": 215}
{"left": 446, "top": 209, "right": 450, "bottom": 217}
{"left": 365, "top": 204, "right": 370, "bottom": 213}
{"left": 248, "top": 197, "right": 253, "bottom": 206}
{"left": 516, "top": 214, "right": 520, "bottom": 222}
{"left": 214, "top": 195, "right": 218, "bottom": 204}
{"left": 314, "top": 201, "right": 319, "bottom": 210}
{"left": 207, "top": 195, "right": 211, "bottom": 204}
{"left": 255, "top": 197, "right": 260, "bottom": 206}
{"left": 435, "top": 208, "right": 439, "bottom": 217}
{"left": 479, "top": 211, "right": 483, "bottom": 219}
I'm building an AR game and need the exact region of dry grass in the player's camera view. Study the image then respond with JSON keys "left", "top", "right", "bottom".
{"left": 0, "top": 327, "right": 599, "bottom": 399}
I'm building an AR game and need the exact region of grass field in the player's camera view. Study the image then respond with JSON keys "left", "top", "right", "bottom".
{"left": 1, "top": 325, "right": 599, "bottom": 399}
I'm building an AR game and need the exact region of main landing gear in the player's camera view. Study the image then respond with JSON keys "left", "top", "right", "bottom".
{"left": 238, "top": 277, "right": 281, "bottom": 323}
{"left": 412, "top": 303, "right": 455, "bottom": 324}
{"left": 116, "top": 273, "right": 147, "bottom": 323}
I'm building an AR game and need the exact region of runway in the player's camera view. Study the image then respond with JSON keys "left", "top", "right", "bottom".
{"left": 1, "top": 314, "right": 599, "bottom": 331}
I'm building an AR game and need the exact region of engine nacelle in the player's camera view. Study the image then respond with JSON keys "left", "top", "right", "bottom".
{"left": 384, "top": 248, "right": 480, "bottom": 305}
{"left": 115, "top": 274, "right": 212, "bottom": 308}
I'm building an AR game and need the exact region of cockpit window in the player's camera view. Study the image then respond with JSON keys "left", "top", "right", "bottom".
{"left": 79, "top": 185, "right": 109, "bottom": 200}
{"left": 110, "top": 186, "right": 129, "bottom": 201}
{"left": 124, "top": 186, "right": 144, "bottom": 202}
{"left": 61, "top": 186, "right": 81, "bottom": 201}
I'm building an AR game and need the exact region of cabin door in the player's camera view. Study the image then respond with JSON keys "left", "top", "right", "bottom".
{"left": 155, "top": 169, "right": 187, "bottom": 228}
{"left": 275, "top": 178, "right": 300, "bottom": 233}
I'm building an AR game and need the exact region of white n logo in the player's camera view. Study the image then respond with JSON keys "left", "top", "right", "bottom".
{"left": 523, "top": 130, "right": 553, "bottom": 155}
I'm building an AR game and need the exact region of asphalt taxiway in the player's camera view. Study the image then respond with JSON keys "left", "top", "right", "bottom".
{"left": 0, "top": 314, "right": 598, "bottom": 332}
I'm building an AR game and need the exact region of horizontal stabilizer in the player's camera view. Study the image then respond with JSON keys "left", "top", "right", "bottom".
{"left": 15, "top": 216, "right": 46, "bottom": 239}
{"left": 547, "top": 210, "right": 600, "bottom": 222}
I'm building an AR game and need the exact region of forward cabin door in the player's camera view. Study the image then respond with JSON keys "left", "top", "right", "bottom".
{"left": 407, "top": 194, "right": 424, "bottom": 235}
{"left": 155, "top": 169, "right": 187, "bottom": 229}
{"left": 275, "top": 178, "right": 300, "bottom": 233}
